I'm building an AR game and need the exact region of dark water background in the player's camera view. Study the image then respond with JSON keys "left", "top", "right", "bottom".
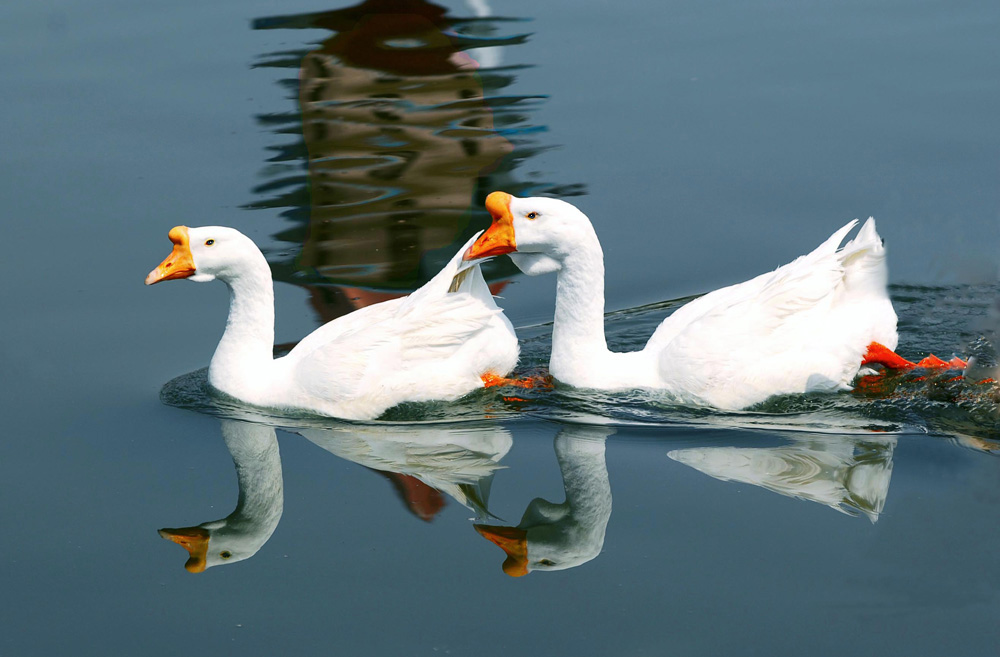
{"left": 2, "top": 0, "right": 999, "bottom": 655}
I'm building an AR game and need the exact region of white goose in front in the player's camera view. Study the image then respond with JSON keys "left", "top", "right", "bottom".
{"left": 146, "top": 226, "right": 518, "bottom": 420}
{"left": 464, "top": 192, "right": 899, "bottom": 410}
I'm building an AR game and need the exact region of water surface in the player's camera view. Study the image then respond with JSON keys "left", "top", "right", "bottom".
{"left": 1, "top": 0, "right": 999, "bottom": 655}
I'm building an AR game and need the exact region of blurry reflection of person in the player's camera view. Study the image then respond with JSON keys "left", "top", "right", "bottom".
{"left": 255, "top": 0, "right": 534, "bottom": 322}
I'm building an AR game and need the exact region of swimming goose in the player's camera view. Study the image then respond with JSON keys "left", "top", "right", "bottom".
{"left": 465, "top": 192, "right": 904, "bottom": 409}
{"left": 146, "top": 226, "right": 518, "bottom": 420}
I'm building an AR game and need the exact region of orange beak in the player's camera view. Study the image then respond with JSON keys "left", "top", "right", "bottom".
{"left": 145, "top": 226, "right": 196, "bottom": 285}
{"left": 464, "top": 191, "right": 517, "bottom": 261}
{"left": 158, "top": 526, "right": 210, "bottom": 573}
{"left": 474, "top": 524, "right": 529, "bottom": 577}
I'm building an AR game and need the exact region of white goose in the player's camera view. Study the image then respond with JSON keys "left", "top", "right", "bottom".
{"left": 465, "top": 192, "right": 902, "bottom": 410}
{"left": 146, "top": 226, "right": 518, "bottom": 420}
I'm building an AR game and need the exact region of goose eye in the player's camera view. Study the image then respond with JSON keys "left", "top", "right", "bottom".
{"left": 526, "top": 212, "right": 538, "bottom": 220}
{"left": 205, "top": 239, "right": 215, "bottom": 246}
{"left": 220, "top": 551, "right": 232, "bottom": 559}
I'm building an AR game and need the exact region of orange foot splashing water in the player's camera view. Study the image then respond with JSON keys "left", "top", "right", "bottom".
{"left": 481, "top": 372, "right": 553, "bottom": 389}
{"left": 862, "top": 342, "right": 968, "bottom": 371}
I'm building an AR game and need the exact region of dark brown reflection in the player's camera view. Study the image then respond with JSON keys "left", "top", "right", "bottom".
{"left": 252, "top": 0, "right": 581, "bottom": 322}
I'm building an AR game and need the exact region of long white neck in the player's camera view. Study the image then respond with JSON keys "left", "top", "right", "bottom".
{"left": 549, "top": 236, "right": 610, "bottom": 380}
{"left": 208, "top": 258, "right": 276, "bottom": 393}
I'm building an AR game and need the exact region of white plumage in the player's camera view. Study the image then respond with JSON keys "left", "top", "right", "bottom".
{"left": 466, "top": 192, "right": 897, "bottom": 410}
{"left": 147, "top": 227, "right": 518, "bottom": 420}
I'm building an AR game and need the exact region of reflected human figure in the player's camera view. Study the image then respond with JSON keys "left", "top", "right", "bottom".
{"left": 255, "top": 0, "right": 523, "bottom": 311}
{"left": 668, "top": 434, "right": 896, "bottom": 522}
{"left": 159, "top": 420, "right": 284, "bottom": 573}
{"left": 252, "top": 0, "right": 578, "bottom": 324}
{"left": 476, "top": 425, "right": 614, "bottom": 576}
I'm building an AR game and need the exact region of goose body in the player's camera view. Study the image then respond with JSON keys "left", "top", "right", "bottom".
{"left": 147, "top": 226, "right": 518, "bottom": 420}
{"left": 465, "top": 193, "right": 897, "bottom": 410}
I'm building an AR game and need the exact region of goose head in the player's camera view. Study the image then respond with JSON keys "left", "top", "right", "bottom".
{"left": 463, "top": 191, "right": 599, "bottom": 275}
{"left": 145, "top": 226, "right": 265, "bottom": 285}
{"left": 158, "top": 518, "right": 275, "bottom": 573}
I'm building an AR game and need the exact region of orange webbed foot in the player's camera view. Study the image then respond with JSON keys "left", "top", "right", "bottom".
{"left": 913, "top": 354, "right": 968, "bottom": 370}
{"left": 481, "top": 373, "right": 553, "bottom": 390}
{"left": 862, "top": 342, "right": 915, "bottom": 370}
{"left": 862, "top": 342, "right": 969, "bottom": 372}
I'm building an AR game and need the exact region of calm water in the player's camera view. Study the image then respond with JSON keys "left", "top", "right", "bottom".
{"left": 2, "top": 0, "right": 1000, "bottom": 655}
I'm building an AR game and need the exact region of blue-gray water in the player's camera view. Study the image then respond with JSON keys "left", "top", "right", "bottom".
{"left": 2, "top": 0, "right": 999, "bottom": 655}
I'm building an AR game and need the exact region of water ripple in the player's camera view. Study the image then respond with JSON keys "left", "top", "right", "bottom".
{"left": 161, "top": 285, "right": 1000, "bottom": 445}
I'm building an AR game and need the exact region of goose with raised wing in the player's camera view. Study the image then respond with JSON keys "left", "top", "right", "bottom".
{"left": 465, "top": 192, "right": 912, "bottom": 410}
{"left": 146, "top": 226, "right": 518, "bottom": 420}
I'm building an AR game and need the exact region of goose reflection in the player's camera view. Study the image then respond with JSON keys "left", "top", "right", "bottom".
{"left": 476, "top": 425, "right": 614, "bottom": 576}
{"left": 296, "top": 422, "right": 511, "bottom": 520}
{"left": 160, "top": 420, "right": 284, "bottom": 573}
{"left": 159, "top": 417, "right": 512, "bottom": 572}
{"left": 668, "top": 434, "right": 896, "bottom": 522}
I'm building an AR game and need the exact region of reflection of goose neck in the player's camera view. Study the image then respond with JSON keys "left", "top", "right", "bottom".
{"left": 160, "top": 420, "right": 284, "bottom": 572}
{"left": 554, "top": 429, "right": 612, "bottom": 529}
{"left": 223, "top": 420, "right": 284, "bottom": 530}
{"left": 476, "top": 425, "right": 614, "bottom": 576}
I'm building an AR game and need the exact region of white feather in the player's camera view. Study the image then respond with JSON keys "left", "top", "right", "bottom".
{"left": 496, "top": 195, "right": 898, "bottom": 410}
{"left": 151, "top": 228, "right": 518, "bottom": 420}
